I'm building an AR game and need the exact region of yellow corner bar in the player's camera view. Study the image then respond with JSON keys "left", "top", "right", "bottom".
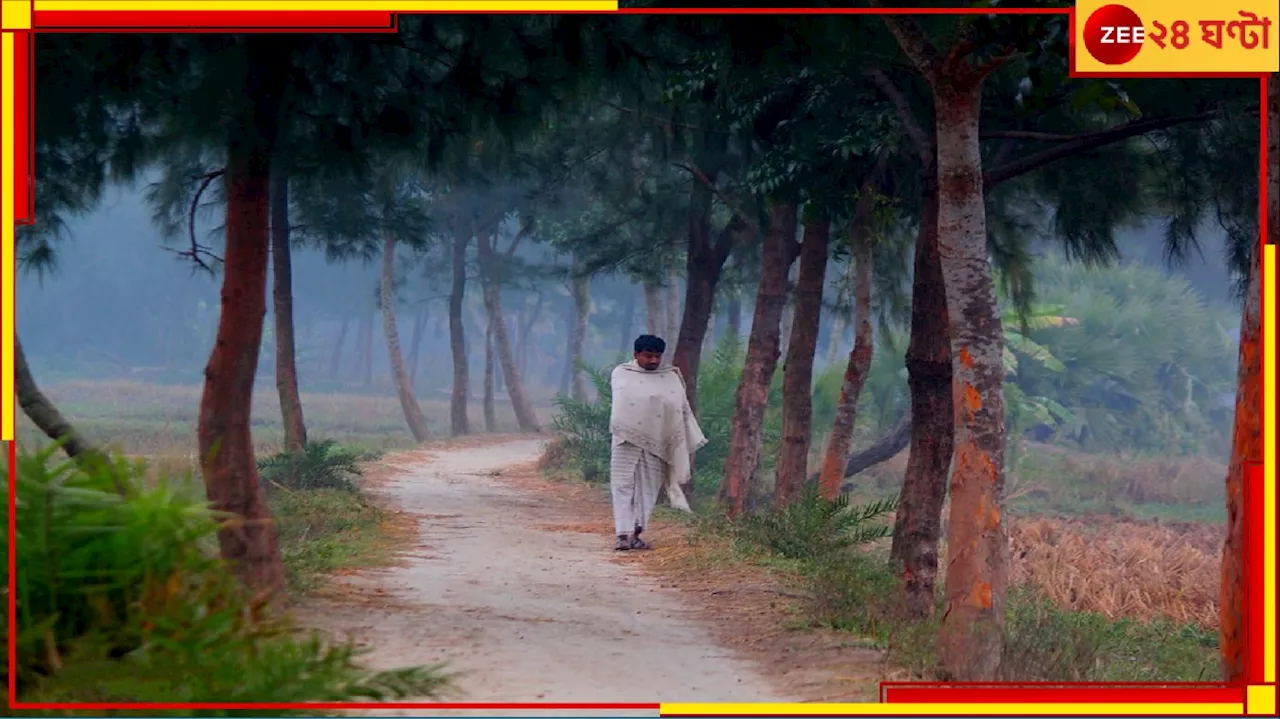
{"left": 659, "top": 703, "right": 1245, "bottom": 716}
{"left": 2, "top": 31, "right": 14, "bottom": 442}
{"left": 34, "top": 1, "right": 619, "bottom": 11}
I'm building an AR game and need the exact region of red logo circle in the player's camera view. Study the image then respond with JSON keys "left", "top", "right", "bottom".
{"left": 1082, "top": 4, "right": 1145, "bottom": 65}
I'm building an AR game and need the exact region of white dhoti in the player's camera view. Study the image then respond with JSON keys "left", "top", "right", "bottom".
{"left": 610, "top": 440, "right": 665, "bottom": 535}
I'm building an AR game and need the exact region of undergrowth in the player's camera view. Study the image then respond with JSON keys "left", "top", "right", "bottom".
{"left": 3, "top": 442, "right": 447, "bottom": 711}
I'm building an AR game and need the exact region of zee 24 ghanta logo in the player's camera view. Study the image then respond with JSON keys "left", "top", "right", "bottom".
{"left": 1081, "top": 2, "right": 1272, "bottom": 66}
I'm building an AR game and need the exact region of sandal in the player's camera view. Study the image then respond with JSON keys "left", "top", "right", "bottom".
{"left": 630, "top": 536, "right": 652, "bottom": 550}
{"left": 615, "top": 535, "right": 632, "bottom": 551}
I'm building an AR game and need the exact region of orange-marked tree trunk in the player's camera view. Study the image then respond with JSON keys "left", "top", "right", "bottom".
{"left": 1220, "top": 72, "right": 1273, "bottom": 682}
{"left": 879, "top": 12, "right": 1011, "bottom": 680}
{"left": 198, "top": 36, "right": 288, "bottom": 595}
{"left": 718, "top": 203, "right": 798, "bottom": 517}
{"left": 775, "top": 216, "right": 830, "bottom": 505}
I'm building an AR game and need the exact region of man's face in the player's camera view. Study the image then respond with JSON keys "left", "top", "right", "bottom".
{"left": 634, "top": 350, "right": 662, "bottom": 371}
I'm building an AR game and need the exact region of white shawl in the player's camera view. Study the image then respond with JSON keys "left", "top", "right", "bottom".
{"left": 609, "top": 361, "right": 709, "bottom": 512}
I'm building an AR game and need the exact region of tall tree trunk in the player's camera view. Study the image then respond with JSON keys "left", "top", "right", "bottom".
{"left": 449, "top": 235, "right": 472, "bottom": 436}
{"left": 483, "top": 316, "right": 497, "bottom": 432}
{"left": 818, "top": 222, "right": 875, "bottom": 500}
{"left": 199, "top": 46, "right": 288, "bottom": 594}
{"left": 644, "top": 280, "right": 664, "bottom": 336}
{"left": 380, "top": 234, "right": 431, "bottom": 442}
{"left": 774, "top": 216, "right": 830, "bottom": 505}
{"left": 718, "top": 203, "right": 798, "bottom": 517}
{"left": 1221, "top": 249, "right": 1263, "bottom": 683}
{"left": 569, "top": 257, "right": 592, "bottom": 402}
{"left": 890, "top": 172, "right": 955, "bottom": 621}
{"left": 406, "top": 305, "right": 428, "bottom": 392}
{"left": 270, "top": 167, "right": 306, "bottom": 454}
{"left": 671, "top": 206, "right": 742, "bottom": 414}
{"left": 15, "top": 335, "right": 101, "bottom": 464}
{"left": 929, "top": 68, "right": 1010, "bottom": 684}
{"left": 328, "top": 315, "right": 349, "bottom": 379}
{"left": 477, "top": 233, "right": 539, "bottom": 431}
{"left": 1221, "top": 72, "right": 1273, "bottom": 681}
{"left": 517, "top": 292, "right": 545, "bottom": 378}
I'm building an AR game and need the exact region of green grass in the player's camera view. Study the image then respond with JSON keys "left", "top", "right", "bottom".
{"left": 271, "top": 488, "right": 393, "bottom": 595}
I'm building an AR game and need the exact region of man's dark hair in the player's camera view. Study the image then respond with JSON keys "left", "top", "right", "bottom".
{"left": 634, "top": 334, "right": 666, "bottom": 354}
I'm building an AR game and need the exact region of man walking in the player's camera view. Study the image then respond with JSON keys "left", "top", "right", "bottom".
{"left": 609, "top": 334, "right": 707, "bottom": 551}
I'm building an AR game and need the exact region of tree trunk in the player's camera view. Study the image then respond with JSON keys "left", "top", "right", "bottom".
{"left": 199, "top": 61, "right": 287, "bottom": 594}
{"left": 644, "top": 280, "right": 665, "bottom": 337}
{"left": 845, "top": 408, "right": 912, "bottom": 479}
{"left": 718, "top": 203, "right": 798, "bottom": 517}
{"left": 774, "top": 217, "right": 830, "bottom": 505}
{"left": 15, "top": 335, "right": 101, "bottom": 464}
{"left": 818, "top": 223, "right": 875, "bottom": 500}
{"left": 1221, "top": 248, "right": 1263, "bottom": 683}
{"left": 449, "top": 235, "right": 472, "bottom": 436}
{"left": 270, "top": 167, "right": 306, "bottom": 454}
{"left": 1221, "top": 72, "right": 1273, "bottom": 681}
{"left": 517, "top": 292, "right": 545, "bottom": 378}
{"left": 890, "top": 174, "right": 954, "bottom": 621}
{"left": 476, "top": 233, "right": 539, "bottom": 431}
{"left": 380, "top": 234, "right": 431, "bottom": 442}
{"left": 672, "top": 190, "right": 739, "bottom": 414}
{"left": 407, "top": 305, "right": 429, "bottom": 392}
{"left": 569, "top": 256, "right": 592, "bottom": 401}
{"left": 328, "top": 315, "right": 349, "bottom": 379}
{"left": 483, "top": 316, "right": 497, "bottom": 432}
{"left": 930, "top": 78, "right": 1009, "bottom": 683}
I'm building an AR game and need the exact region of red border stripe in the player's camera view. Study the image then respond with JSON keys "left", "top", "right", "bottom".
{"left": 882, "top": 686, "right": 1243, "bottom": 704}
{"left": 32, "top": 11, "right": 396, "bottom": 30}
{"left": 12, "top": 32, "right": 30, "bottom": 225}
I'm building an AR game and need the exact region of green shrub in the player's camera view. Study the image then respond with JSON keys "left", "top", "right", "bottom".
{"left": 258, "top": 440, "right": 364, "bottom": 492}
{"left": 549, "top": 366, "right": 615, "bottom": 482}
{"left": 3, "top": 444, "right": 452, "bottom": 709}
{"left": 739, "top": 485, "right": 897, "bottom": 560}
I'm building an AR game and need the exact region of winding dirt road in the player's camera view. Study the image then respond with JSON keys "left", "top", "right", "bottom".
{"left": 297, "top": 436, "right": 798, "bottom": 713}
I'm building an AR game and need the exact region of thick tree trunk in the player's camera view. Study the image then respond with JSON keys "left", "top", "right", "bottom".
{"left": 327, "top": 315, "right": 349, "bottom": 379}
{"left": 483, "top": 317, "right": 497, "bottom": 432}
{"left": 15, "top": 335, "right": 101, "bottom": 464}
{"left": 930, "top": 78, "right": 1009, "bottom": 683}
{"left": 406, "top": 305, "right": 428, "bottom": 391}
{"left": 380, "top": 234, "right": 431, "bottom": 442}
{"left": 718, "top": 203, "right": 797, "bottom": 517}
{"left": 774, "top": 217, "right": 830, "bottom": 505}
{"left": 890, "top": 175, "right": 954, "bottom": 621}
{"left": 672, "top": 191, "right": 739, "bottom": 414}
{"left": 449, "top": 236, "right": 472, "bottom": 436}
{"left": 476, "top": 234, "right": 539, "bottom": 431}
{"left": 569, "top": 257, "right": 591, "bottom": 402}
{"left": 1221, "top": 251, "right": 1263, "bottom": 683}
{"left": 270, "top": 167, "right": 306, "bottom": 454}
{"left": 1221, "top": 73, "right": 1273, "bottom": 681}
{"left": 818, "top": 224, "right": 875, "bottom": 500}
{"left": 199, "top": 71, "right": 287, "bottom": 594}
{"left": 644, "top": 281, "right": 664, "bottom": 337}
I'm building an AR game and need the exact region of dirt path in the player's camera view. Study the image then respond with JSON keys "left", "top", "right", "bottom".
{"left": 297, "top": 436, "right": 802, "bottom": 712}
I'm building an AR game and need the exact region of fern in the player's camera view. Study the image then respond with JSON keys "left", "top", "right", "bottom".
{"left": 741, "top": 484, "right": 898, "bottom": 560}
{"left": 257, "top": 440, "right": 364, "bottom": 492}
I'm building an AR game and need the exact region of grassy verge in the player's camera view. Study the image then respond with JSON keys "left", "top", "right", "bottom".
{"left": 271, "top": 488, "right": 393, "bottom": 595}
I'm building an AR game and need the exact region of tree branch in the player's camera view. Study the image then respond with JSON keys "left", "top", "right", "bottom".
{"left": 170, "top": 169, "right": 225, "bottom": 275}
{"left": 866, "top": 68, "right": 933, "bottom": 165}
{"left": 870, "top": 4, "right": 942, "bottom": 81}
{"left": 984, "top": 112, "right": 1215, "bottom": 189}
{"left": 673, "top": 161, "right": 763, "bottom": 237}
